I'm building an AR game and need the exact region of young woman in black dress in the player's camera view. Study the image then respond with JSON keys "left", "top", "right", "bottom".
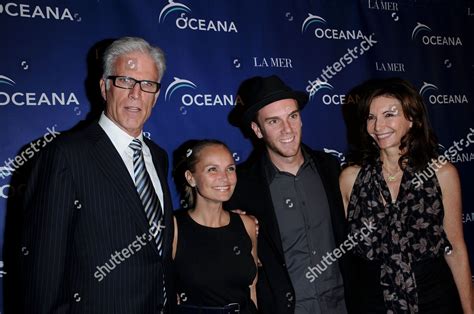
{"left": 172, "top": 140, "right": 258, "bottom": 313}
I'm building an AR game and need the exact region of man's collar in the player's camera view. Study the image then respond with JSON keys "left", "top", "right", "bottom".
{"left": 262, "top": 147, "right": 313, "bottom": 183}
{"left": 98, "top": 112, "right": 148, "bottom": 154}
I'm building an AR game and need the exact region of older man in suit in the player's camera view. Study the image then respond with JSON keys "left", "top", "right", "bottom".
{"left": 20, "top": 37, "right": 174, "bottom": 313}
{"left": 226, "top": 75, "right": 351, "bottom": 314}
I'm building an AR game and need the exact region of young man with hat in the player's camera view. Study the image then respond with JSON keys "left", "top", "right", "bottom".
{"left": 226, "top": 75, "right": 350, "bottom": 314}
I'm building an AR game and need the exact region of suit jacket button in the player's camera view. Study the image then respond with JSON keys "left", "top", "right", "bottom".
{"left": 285, "top": 292, "right": 293, "bottom": 301}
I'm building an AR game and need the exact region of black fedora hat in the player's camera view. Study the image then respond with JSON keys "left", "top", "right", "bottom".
{"left": 238, "top": 75, "right": 308, "bottom": 127}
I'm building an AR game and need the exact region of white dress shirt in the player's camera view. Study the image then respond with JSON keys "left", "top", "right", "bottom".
{"left": 98, "top": 112, "right": 165, "bottom": 208}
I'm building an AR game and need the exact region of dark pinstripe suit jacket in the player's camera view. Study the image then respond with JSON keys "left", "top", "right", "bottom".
{"left": 20, "top": 123, "right": 175, "bottom": 314}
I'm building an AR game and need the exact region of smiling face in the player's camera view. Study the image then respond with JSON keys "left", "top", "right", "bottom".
{"left": 367, "top": 95, "right": 413, "bottom": 150}
{"left": 251, "top": 98, "right": 303, "bottom": 163}
{"left": 185, "top": 144, "right": 237, "bottom": 207}
{"left": 100, "top": 51, "right": 160, "bottom": 137}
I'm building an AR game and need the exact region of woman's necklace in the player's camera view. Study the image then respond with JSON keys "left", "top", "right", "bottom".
{"left": 383, "top": 166, "right": 402, "bottom": 182}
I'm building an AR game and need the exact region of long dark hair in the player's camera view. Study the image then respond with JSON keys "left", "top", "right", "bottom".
{"left": 356, "top": 77, "right": 438, "bottom": 170}
{"left": 173, "top": 139, "right": 231, "bottom": 209}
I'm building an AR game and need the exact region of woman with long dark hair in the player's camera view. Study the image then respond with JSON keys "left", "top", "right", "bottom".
{"left": 340, "top": 78, "right": 472, "bottom": 313}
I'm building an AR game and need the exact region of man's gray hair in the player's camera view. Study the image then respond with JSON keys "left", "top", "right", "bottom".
{"left": 102, "top": 37, "right": 166, "bottom": 88}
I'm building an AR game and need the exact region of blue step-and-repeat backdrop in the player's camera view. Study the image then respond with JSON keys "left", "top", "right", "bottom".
{"left": 1, "top": 0, "right": 473, "bottom": 310}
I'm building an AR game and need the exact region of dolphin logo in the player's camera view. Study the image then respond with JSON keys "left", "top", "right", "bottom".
{"left": 419, "top": 81, "right": 438, "bottom": 96}
{"left": 158, "top": 0, "right": 191, "bottom": 23}
{"left": 308, "top": 80, "right": 333, "bottom": 99}
{"left": 164, "top": 77, "right": 197, "bottom": 101}
{"left": 0, "top": 75, "right": 16, "bottom": 86}
{"left": 323, "top": 148, "right": 346, "bottom": 165}
{"left": 411, "top": 22, "right": 432, "bottom": 40}
{"left": 301, "top": 13, "right": 327, "bottom": 33}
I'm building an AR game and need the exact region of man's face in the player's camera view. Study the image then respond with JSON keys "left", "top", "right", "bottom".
{"left": 251, "top": 98, "right": 302, "bottom": 161}
{"left": 100, "top": 51, "right": 160, "bottom": 138}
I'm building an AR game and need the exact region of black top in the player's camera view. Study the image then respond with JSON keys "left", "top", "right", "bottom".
{"left": 174, "top": 210, "right": 257, "bottom": 313}
{"left": 347, "top": 159, "right": 461, "bottom": 313}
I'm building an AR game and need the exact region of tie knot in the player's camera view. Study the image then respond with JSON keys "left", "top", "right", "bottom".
{"left": 129, "top": 139, "right": 143, "bottom": 152}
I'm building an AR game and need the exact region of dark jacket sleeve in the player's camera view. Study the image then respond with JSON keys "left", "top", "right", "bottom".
{"left": 21, "top": 142, "right": 78, "bottom": 314}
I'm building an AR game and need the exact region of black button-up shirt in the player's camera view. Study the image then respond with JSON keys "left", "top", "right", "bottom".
{"left": 264, "top": 149, "right": 346, "bottom": 314}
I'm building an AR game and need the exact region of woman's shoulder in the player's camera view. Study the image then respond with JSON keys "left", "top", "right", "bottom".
{"left": 237, "top": 212, "right": 255, "bottom": 227}
{"left": 340, "top": 164, "right": 362, "bottom": 178}
{"left": 434, "top": 160, "right": 460, "bottom": 186}
{"left": 231, "top": 211, "right": 254, "bottom": 228}
{"left": 435, "top": 160, "right": 457, "bottom": 176}
{"left": 340, "top": 165, "right": 362, "bottom": 186}
{"left": 339, "top": 165, "right": 363, "bottom": 206}
{"left": 173, "top": 208, "right": 190, "bottom": 223}
{"left": 233, "top": 212, "right": 256, "bottom": 240}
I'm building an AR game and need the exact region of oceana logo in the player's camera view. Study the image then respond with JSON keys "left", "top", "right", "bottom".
{"left": 301, "top": 13, "right": 366, "bottom": 40}
{"left": 164, "top": 77, "right": 239, "bottom": 107}
{"left": 0, "top": 3, "right": 81, "bottom": 21}
{"left": 158, "top": 0, "right": 237, "bottom": 33}
{"left": 411, "top": 22, "right": 462, "bottom": 46}
{"left": 0, "top": 74, "right": 80, "bottom": 106}
{"left": 419, "top": 81, "right": 468, "bottom": 105}
{"left": 320, "top": 93, "right": 361, "bottom": 106}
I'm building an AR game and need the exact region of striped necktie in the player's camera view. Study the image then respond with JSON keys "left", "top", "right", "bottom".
{"left": 129, "top": 139, "right": 167, "bottom": 306}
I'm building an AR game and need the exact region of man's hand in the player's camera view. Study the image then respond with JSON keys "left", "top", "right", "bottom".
{"left": 230, "top": 209, "right": 259, "bottom": 236}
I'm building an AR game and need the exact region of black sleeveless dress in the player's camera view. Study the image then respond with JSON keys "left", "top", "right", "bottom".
{"left": 174, "top": 210, "right": 257, "bottom": 313}
{"left": 346, "top": 159, "right": 462, "bottom": 314}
